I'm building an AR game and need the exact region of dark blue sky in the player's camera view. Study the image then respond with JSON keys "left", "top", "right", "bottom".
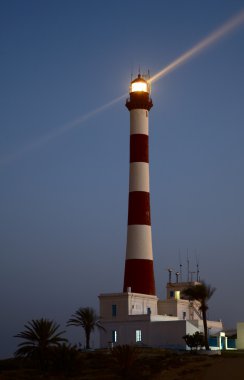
{"left": 1, "top": 0, "right": 244, "bottom": 357}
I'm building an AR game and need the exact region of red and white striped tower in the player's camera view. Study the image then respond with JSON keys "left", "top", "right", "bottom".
{"left": 123, "top": 74, "right": 156, "bottom": 296}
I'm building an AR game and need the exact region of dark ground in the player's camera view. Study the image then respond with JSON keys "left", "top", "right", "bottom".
{"left": 0, "top": 349, "right": 243, "bottom": 380}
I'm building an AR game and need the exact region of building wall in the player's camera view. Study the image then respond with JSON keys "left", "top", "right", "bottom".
{"left": 236, "top": 322, "right": 244, "bottom": 349}
{"left": 100, "top": 318, "right": 151, "bottom": 347}
{"left": 166, "top": 282, "right": 200, "bottom": 300}
{"left": 99, "top": 317, "right": 199, "bottom": 349}
{"left": 190, "top": 319, "right": 223, "bottom": 335}
{"left": 148, "top": 320, "right": 199, "bottom": 348}
{"left": 158, "top": 300, "right": 178, "bottom": 317}
{"left": 128, "top": 293, "right": 158, "bottom": 316}
{"left": 99, "top": 292, "right": 158, "bottom": 321}
{"left": 99, "top": 293, "right": 129, "bottom": 321}
{"left": 158, "top": 299, "right": 200, "bottom": 321}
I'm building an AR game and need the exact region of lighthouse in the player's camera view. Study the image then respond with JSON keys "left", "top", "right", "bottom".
{"left": 98, "top": 74, "right": 223, "bottom": 349}
{"left": 123, "top": 74, "right": 156, "bottom": 296}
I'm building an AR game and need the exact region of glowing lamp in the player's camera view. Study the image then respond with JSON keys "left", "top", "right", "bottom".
{"left": 130, "top": 74, "right": 149, "bottom": 93}
{"left": 131, "top": 81, "right": 148, "bottom": 92}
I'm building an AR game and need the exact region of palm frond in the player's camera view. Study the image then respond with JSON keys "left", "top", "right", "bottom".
{"left": 67, "top": 307, "right": 105, "bottom": 349}
{"left": 14, "top": 318, "right": 67, "bottom": 360}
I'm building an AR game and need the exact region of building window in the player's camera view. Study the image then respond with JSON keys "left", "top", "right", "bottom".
{"left": 112, "top": 304, "right": 117, "bottom": 317}
{"left": 136, "top": 330, "right": 142, "bottom": 342}
{"left": 175, "top": 291, "right": 180, "bottom": 300}
{"left": 112, "top": 330, "right": 117, "bottom": 343}
{"left": 170, "top": 290, "right": 174, "bottom": 298}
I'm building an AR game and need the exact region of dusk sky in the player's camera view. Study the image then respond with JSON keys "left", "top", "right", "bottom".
{"left": 1, "top": 0, "right": 244, "bottom": 358}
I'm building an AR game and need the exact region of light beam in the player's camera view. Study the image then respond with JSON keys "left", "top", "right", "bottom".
{"left": 1, "top": 10, "right": 244, "bottom": 167}
{"left": 149, "top": 10, "right": 244, "bottom": 83}
{"left": 0, "top": 94, "right": 126, "bottom": 166}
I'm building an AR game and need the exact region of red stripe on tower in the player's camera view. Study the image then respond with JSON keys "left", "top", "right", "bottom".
{"left": 123, "top": 74, "right": 156, "bottom": 296}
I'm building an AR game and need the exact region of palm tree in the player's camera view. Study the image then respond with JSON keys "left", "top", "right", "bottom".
{"left": 182, "top": 281, "right": 216, "bottom": 350}
{"left": 67, "top": 307, "right": 104, "bottom": 349}
{"left": 14, "top": 318, "right": 67, "bottom": 371}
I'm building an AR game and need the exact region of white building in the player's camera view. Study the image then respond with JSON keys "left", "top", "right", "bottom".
{"left": 99, "top": 281, "right": 223, "bottom": 349}
{"left": 236, "top": 322, "right": 244, "bottom": 349}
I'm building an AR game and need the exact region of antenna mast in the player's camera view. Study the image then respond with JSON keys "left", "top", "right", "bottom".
{"left": 196, "top": 253, "right": 200, "bottom": 282}
{"left": 189, "top": 271, "right": 196, "bottom": 282}
{"left": 187, "top": 249, "right": 190, "bottom": 282}
{"left": 179, "top": 249, "right": 183, "bottom": 282}
{"left": 168, "top": 268, "right": 173, "bottom": 284}
{"left": 175, "top": 271, "right": 180, "bottom": 283}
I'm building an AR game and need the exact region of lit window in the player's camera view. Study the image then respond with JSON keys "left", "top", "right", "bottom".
{"left": 136, "top": 330, "right": 142, "bottom": 342}
{"left": 112, "top": 304, "right": 117, "bottom": 317}
{"left": 112, "top": 330, "right": 117, "bottom": 343}
{"left": 175, "top": 291, "right": 180, "bottom": 300}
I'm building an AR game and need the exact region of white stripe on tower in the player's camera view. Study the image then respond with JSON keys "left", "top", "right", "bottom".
{"left": 129, "top": 163, "right": 149, "bottom": 192}
{"left": 123, "top": 74, "right": 156, "bottom": 295}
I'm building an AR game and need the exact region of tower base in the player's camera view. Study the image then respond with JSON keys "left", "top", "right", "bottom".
{"left": 123, "top": 259, "right": 156, "bottom": 295}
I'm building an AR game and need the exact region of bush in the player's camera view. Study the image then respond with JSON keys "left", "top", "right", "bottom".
{"left": 183, "top": 332, "right": 205, "bottom": 351}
